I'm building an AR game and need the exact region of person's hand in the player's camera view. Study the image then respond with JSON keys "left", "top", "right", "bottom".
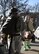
{"left": 33, "top": 29, "right": 35, "bottom": 32}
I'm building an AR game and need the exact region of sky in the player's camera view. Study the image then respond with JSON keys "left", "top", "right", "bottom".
{"left": 28, "top": 0, "right": 39, "bottom": 6}
{"left": 0, "top": 0, "right": 39, "bottom": 16}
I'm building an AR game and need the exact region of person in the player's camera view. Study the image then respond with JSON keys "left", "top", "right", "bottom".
{"left": 21, "top": 15, "right": 32, "bottom": 51}
{"left": 21, "top": 15, "right": 35, "bottom": 50}
{"left": 21, "top": 30, "right": 31, "bottom": 51}
{"left": 2, "top": 7, "right": 24, "bottom": 54}
{"left": 27, "top": 17, "right": 35, "bottom": 42}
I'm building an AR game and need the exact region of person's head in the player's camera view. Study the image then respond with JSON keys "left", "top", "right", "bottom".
{"left": 10, "top": 7, "right": 18, "bottom": 16}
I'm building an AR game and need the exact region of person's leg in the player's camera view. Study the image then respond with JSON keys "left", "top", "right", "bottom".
{"left": 15, "top": 36, "right": 22, "bottom": 54}
{"left": 27, "top": 40, "right": 31, "bottom": 49}
{"left": 3, "top": 34, "right": 7, "bottom": 44}
{"left": 24, "top": 40, "right": 29, "bottom": 50}
{"left": 7, "top": 35, "right": 11, "bottom": 49}
{"left": 9, "top": 35, "right": 15, "bottom": 54}
{"left": 31, "top": 34, "right": 35, "bottom": 42}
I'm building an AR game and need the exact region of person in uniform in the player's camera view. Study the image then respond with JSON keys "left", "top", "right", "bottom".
{"left": 2, "top": 7, "right": 24, "bottom": 54}
{"left": 27, "top": 17, "right": 35, "bottom": 42}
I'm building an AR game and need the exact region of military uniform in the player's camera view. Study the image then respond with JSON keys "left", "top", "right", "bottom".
{"left": 27, "top": 18, "right": 35, "bottom": 42}
{"left": 2, "top": 8, "right": 24, "bottom": 54}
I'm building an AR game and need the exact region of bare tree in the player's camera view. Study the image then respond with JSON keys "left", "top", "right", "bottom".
{"left": 30, "top": 3, "right": 39, "bottom": 12}
{"left": 0, "top": 0, "right": 8, "bottom": 17}
{"left": 0, "top": 0, "right": 29, "bottom": 16}
{"left": 0, "top": 0, "right": 29, "bottom": 25}
{"left": 16, "top": 0, "right": 29, "bottom": 13}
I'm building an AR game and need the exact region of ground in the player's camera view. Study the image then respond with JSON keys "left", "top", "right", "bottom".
{"left": 0, "top": 39, "right": 39, "bottom": 54}
{"left": 21, "top": 39, "right": 39, "bottom": 54}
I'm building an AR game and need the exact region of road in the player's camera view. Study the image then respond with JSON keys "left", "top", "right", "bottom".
{"left": 21, "top": 45, "right": 39, "bottom": 54}
{"left": 21, "top": 39, "right": 39, "bottom": 54}
{"left": 0, "top": 39, "right": 39, "bottom": 54}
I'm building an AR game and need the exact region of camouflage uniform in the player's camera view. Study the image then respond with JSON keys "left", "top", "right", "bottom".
{"left": 2, "top": 8, "right": 24, "bottom": 54}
